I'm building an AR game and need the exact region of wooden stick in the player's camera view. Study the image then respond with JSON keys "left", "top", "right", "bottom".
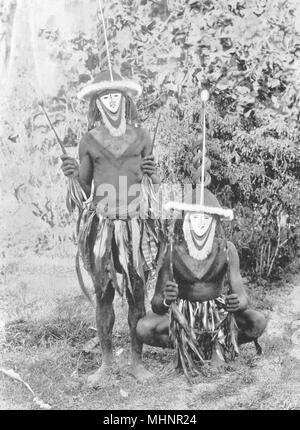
{"left": 38, "top": 102, "right": 66, "bottom": 155}
{"left": 200, "top": 103, "right": 206, "bottom": 207}
{"left": 98, "top": 0, "right": 113, "bottom": 81}
{"left": 199, "top": 90, "right": 209, "bottom": 206}
{"left": 152, "top": 111, "right": 161, "bottom": 147}
{"left": 169, "top": 210, "right": 174, "bottom": 280}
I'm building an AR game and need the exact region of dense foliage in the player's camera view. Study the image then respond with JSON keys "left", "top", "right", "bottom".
{"left": 159, "top": 103, "right": 300, "bottom": 278}
{"left": 1, "top": 0, "right": 299, "bottom": 278}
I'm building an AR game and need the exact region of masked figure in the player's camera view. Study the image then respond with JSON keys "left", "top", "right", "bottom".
{"left": 137, "top": 189, "right": 267, "bottom": 375}
{"left": 61, "top": 70, "right": 159, "bottom": 385}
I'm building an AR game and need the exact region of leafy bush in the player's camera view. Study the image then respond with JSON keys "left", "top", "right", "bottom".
{"left": 158, "top": 100, "right": 300, "bottom": 279}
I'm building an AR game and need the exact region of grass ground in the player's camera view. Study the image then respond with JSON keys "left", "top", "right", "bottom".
{"left": 0, "top": 253, "right": 300, "bottom": 410}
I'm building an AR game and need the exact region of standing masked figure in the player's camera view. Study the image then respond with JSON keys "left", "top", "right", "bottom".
{"left": 137, "top": 189, "right": 267, "bottom": 375}
{"left": 61, "top": 70, "right": 159, "bottom": 385}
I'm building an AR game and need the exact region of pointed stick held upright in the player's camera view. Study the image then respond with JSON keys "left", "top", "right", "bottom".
{"left": 97, "top": 0, "right": 113, "bottom": 81}
{"left": 152, "top": 112, "right": 162, "bottom": 147}
{"left": 38, "top": 101, "right": 66, "bottom": 154}
{"left": 38, "top": 101, "right": 87, "bottom": 213}
{"left": 199, "top": 90, "right": 209, "bottom": 207}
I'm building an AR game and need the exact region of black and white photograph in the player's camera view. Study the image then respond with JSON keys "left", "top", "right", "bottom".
{"left": 0, "top": 0, "right": 299, "bottom": 412}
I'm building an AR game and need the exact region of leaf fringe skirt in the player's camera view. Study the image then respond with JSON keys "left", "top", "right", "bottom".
{"left": 170, "top": 296, "right": 239, "bottom": 380}
{"left": 77, "top": 207, "right": 159, "bottom": 298}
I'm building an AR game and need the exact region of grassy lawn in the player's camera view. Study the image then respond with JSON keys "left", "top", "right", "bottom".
{"left": 0, "top": 254, "right": 299, "bottom": 410}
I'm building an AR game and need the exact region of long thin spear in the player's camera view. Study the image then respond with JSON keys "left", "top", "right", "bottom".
{"left": 97, "top": 0, "right": 113, "bottom": 80}
{"left": 38, "top": 101, "right": 66, "bottom": 154}
{"left": 38, "top": 101, "right": 87, "bottom": 212}
{"left": 152, "top": 111, "right": 162, "bottom": 147}
{"left": 199, "top": 90, "right": 209, "bottom": 207}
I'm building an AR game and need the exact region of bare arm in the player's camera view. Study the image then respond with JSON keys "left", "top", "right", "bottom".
{"left": 151, "top": 258, "right": 173, "bottom": 315}
{"left": 78, "top": 136, "right": 93, "bottom": 198}
{"left": 61, "top": 134, "right": 93, "bottom": 199}
{"left": 226, "top": 241, "right": 248, "bottom": 312}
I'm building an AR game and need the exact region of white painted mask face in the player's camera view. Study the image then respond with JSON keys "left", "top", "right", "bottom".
{"left": 189, "top": 213, "right": 213, "bottom": 236}
{"left": 99, "top": 92, "right": 122, "bottom": 113}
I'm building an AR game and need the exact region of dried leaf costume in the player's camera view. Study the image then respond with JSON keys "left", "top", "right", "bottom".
{"left": 168, "top": 241, "right": 240, "bottom": 378}
{"left": 154, "top": 189, "right": 242, "bottom": 379}
{"left": 73, "top": 70, "right": 159, "bottom": 300}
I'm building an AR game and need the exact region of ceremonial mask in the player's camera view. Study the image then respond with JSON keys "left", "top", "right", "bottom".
{"left": 99, "top": 91, "right": 122, "bottom": 113}
{"left": 189, "top": 213, "right": 213, "bottom": 236}
{"left": 183, "top": 211, "right": 216, "bottom": 261}
{"left": 96, "top": 90, "right": 126, "bottom": 137}
{"left": 78, "top": 70, "right": 141, "bottom": 135}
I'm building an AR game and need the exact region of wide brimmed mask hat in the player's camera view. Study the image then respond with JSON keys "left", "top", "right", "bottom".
{"left": 77, "top": 70, "right": 142, "bottom": 101}
{"left": 165, "top": 188, "right": 234, "bottom": 221}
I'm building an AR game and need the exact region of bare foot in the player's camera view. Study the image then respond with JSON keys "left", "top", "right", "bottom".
{"left": 130, "top": 363, "right": 154, "bottom": 383}
{"left": 87, "top": 364, "right": 114, "bottom": 388}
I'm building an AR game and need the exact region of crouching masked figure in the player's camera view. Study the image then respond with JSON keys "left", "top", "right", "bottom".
{"left": 61, "top": 70, "right": 160, "bottom": 385}
{"left": 137, "top": 188, "right": 267, "bottom": 377}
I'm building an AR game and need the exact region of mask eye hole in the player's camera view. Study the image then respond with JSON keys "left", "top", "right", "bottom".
{"left": 100, "top": 93, "right": 121, "bottom": 103}
{"left": 190, "top": 214, "right": 212, "bottom": 230}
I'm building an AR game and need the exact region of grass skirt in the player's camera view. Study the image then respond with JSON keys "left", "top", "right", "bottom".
{"left": 77, "top": 207, "right": 159, "bottom": 298}
{"left": 169, "top": 296, "right": 239, "bottom": 380}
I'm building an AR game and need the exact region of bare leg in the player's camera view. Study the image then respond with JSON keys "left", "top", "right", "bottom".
{"left": 210, "top": 310, "right": 267, "bottom": 368}
{"left": 126, "top": 278, "right": 154, "bottom": 382}
{"left": 235, "top": 309, "right": 267, "bottom": 344}
{"left": 87, "top": 282, "right": 115, "bottom": 387}
{"left": 137, "top": 311, "right": 171, "bottom": 348}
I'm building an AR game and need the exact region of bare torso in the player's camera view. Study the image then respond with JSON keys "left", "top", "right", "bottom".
{"left": 138, "top": 238, "right": 266, "bottom": 351}
{"left": 151, "top": 239, "right": 228, "bottom": 314}
{"left": 178, "top": 279, "right": 224, "bottom": 302}
{"left": 80, "top": 125, "right": 150, "bottom": 207}
{"left": 173, "top": 242, "right": 228, "bottom": 301}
